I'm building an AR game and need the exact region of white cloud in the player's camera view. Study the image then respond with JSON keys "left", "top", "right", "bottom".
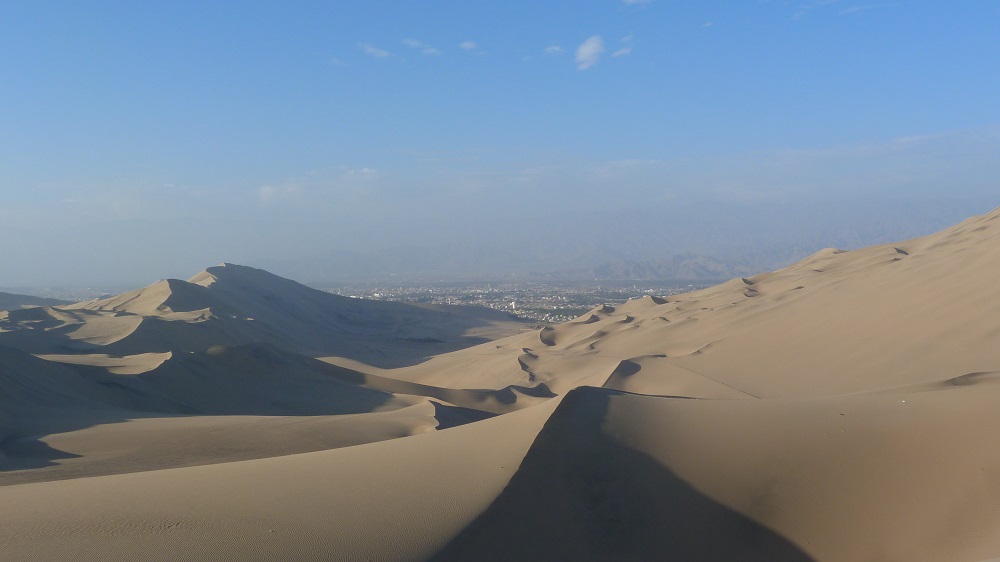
{"left": 258, "top": 183, "right": 302, "bottom": 206}
{"left": 544, "top": 45, "right": 564, "bottom": 55}
{"left": 460, "top": 41, "right": 477, "bottom": 51}
{"left": 256, "top": 167, "right": 381, "bottom": 209}
{"left": 340, "top": 166, "right": 380, "bottom": 182}
{"left": 329, "top": 57, "right": 347, "bottom": 67}
{"left": 359, "top": 43, "right": 390, "bottom": 58}
{"left": 840, "top": 4, "right": 894, "bottom": 15}
{"left": 402, "top": 39, "right": 441, "bottom": 56}
{"left": 575, "top": 36, "right": 605, "bottom": 70}
{"left": 612, "top": 35, "right": 634, "bottom": 57}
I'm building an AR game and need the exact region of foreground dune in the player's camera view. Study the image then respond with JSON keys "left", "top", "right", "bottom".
{"left": 3, "top": 206, "right": 1000, "bottom": 560}
{"left": 0, "top": 399, "right": 559, "bottom": 561}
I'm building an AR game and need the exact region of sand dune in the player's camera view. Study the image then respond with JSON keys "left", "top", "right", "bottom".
{"left": 4, "top": 207, "right": 1000, "bottom": 560}
{"left": 0, "top": 292, "right": 70, "bottom": 311}
{"left": 0, "top": 398, "right": 560, "bottom": 561}
{"left": 3, "top": 263, "right": 529, "bottom": 363}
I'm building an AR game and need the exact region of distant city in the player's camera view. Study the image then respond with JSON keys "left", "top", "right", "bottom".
{"left": 323, "top": 281, "right": 717, "bottom": 326}
{"left": 5, "top": 279, "right": 719, "bottom": 318}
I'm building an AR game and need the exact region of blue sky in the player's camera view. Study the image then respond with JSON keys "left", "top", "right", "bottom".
{"left": 2, "top": 1, "right": 999, "bottom": 286}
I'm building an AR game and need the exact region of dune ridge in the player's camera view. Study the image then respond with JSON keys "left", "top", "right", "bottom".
{"left": 3, "top": 207, "right": 1000, "bottom": 560}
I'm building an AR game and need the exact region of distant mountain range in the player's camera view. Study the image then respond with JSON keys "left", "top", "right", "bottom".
{"left": 530, "top": 253, "right": 744, "bottom": 282}
{"left": 257, "top": 197, "right": 994, "bottom": 284}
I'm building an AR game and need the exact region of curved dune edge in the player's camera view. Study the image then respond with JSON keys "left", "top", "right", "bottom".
{"left": 0, "top": 398, "right": 560, "bottom": 561}
{"left": 3, "top": 207, "right": 1000, "bottom": 560}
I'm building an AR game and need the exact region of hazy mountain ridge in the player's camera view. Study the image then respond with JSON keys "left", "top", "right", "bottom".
{"left": 0, "top": 292, "right": 71, "bottom": 311}
{"left": 258, "top": 198, "right": 994, "bottom": 284}
{"left": 533, "top": 253, "right": 743, "bottom": 281}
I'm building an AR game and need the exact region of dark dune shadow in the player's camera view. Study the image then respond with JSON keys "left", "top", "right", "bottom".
{"left": 0, "top": 434, "right": 83, "bottom": 472}
{"left": 360, "top": 335, "right": 501, "bottom": 369}
{"left": 0, "top": 406, "right": 134, "bottom": 481}
{"left": 614, "top": 359, "right": 642, "bottom": 377}
{"left": 432, "top": 387, "right": 814, "bottom": 562}
{"left": 0, "top": 305, "right": 523, "bottom": 369}
{"left": 0, "top": 343, "right": 399, "bottom": 482}
{"left": 430, "top": 401, "right": 496, "bottom": 430}
{"left": 0, "top": 342, "right": 517, "bottom": 484}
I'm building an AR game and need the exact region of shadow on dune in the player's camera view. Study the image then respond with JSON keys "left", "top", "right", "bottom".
{"left": 321, "top": 359, "right": 556, "bottom": 414}
{"left": 0, "top": 342, "right": 519, "bottom": 484}
{"left": 432, "top": 387, "right": 813, "bottom": 562}
{"left": 0, "top": 407, "right": 135, "bottom": 480}
{"left": 430, "top": 401, "right": 496, "bottom": 430}
{"left": 0, "top": 434, "right": 83, "bottom": 472}
{"left": 0, "top": 310, "right": 513, "bottom": 369}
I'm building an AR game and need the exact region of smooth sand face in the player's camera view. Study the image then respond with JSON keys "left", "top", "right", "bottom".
{"left": 3, "top": 208, "right": 1000, "bottom": 560}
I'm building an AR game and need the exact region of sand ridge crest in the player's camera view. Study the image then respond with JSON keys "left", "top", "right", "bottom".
{"left": 5, "top": 206, "right": 1000, "bottom": 559}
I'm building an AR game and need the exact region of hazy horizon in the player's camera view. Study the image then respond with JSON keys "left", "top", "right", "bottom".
{"left": 3, "top": 1, "right": 998, "bottom": 287}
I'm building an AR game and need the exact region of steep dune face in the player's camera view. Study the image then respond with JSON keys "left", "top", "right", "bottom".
{"left": 593, "top": 384, "right": 1000, "bottom": 561}
{"left": 434, "top": 387, "right": 813, "bottom": 562}
{"left": 68, "top": 278, "right": 220, "bottom": 316}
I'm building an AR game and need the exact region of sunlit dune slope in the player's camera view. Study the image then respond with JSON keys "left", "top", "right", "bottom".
{"left": 3, "top": 207, "right": 1000, "bottom": 561}
{"left": 394, "top": 205, "right": 1000, "bottom": 400}
{"left": 1, "top": 263, "right": 529, "bottom": 364}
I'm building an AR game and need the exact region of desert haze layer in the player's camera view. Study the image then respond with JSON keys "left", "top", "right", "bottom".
{"left": 3, "top": 207, "right": 1000, "bottom": 560}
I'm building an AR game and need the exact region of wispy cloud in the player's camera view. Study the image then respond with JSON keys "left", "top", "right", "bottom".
{"left": 257, "top": 167, "right": 382, "bottom": 209}
{"left": 460, "top": 41, "right": 477, "bottom": 51}
{"left": 358, "top": 43, "right": 390, "bottom": 58}
{"left": 339, "top": 166, "right": 380, "bottom": 182}
{"left": 402, "top": 38, "right": 441, "bottom": 56}
{"left": 544, "top": 45, "right": 565, "bottom": 55}
{"left": 792, "top": 0, "right": 896, "bottom": 19}
{"left": 840, "top": 3, "right": 896, "bottom": 15}
{"left": 612, "top": 35, "right": 634, "bottom": 57}
{"left": 575, "top": 36, "right": 605, "bottom": 70}
{"left": 258, "top": 183, "right": 303, "bottom": 206}
{"left": 329, "top": 57, "right": 347, "bottom": 67}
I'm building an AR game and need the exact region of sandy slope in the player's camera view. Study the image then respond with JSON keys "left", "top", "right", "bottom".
{"left": 4, "top": 207, "right": 1000, "bottom": 560}
{"left": 425, "top": 206, "right": 1000, "bottom": 560}
{"left": 2, "top": 263, "right": 530, "bottom": 364}
{"left": 0, "top": 398, "right": 559, "bottom": 561}
{"left": 0, "top": 400, "right": 493, "bottom": 486}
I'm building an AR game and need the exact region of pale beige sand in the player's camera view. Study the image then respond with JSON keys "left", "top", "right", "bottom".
{"left": 0, "top": 398, "right": 559, "bottom": 561}
{"left": 593, "top": 383, "right": 1000, "bottom": 561}
{"left": 0, "top": 400, "right": 475, "bottom": 485}
{"left": 36, "top": 352, "right": 172, "bottom": 374}
{"left": 4, "top": 208, "right": 1000, "bottom": 560}
{"left": 3, "top": 263, "right": 530, "bottom": 363}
